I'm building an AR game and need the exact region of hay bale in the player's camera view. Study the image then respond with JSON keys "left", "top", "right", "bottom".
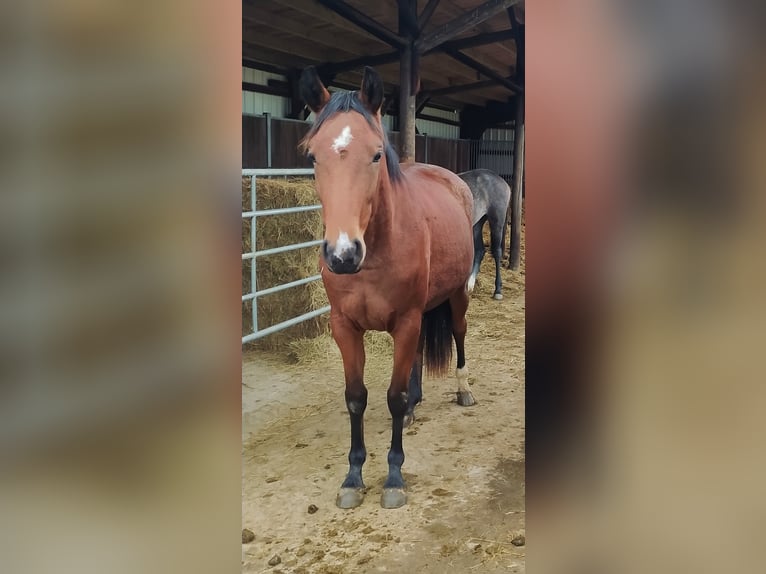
{"left": 242, "top": 177, "right": 329, "bottom": 350}
{"left": 287, "top": 331, "right": 394, "bottom": 385}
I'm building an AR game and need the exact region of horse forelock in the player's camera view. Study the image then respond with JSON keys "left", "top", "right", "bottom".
{"left": 300, "top": 90, "right": 402, "bottom": 184}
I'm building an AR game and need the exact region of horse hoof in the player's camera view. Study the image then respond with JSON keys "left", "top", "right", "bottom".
{"left": 404, "top": 410, "right": 415, "bottom": 427}
{"left": 336, "top": 487, "right": 365, "bottom": 509}
{"left": 381, "top": 488, "right": 407, "bottom": 509}
{"left": 492, "top": 292, "right": 503, "bottom": 300}
{"left": 457, "top": 391, "right": 476, "bottom": 407}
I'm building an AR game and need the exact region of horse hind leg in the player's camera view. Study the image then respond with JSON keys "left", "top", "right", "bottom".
{"left": 382, "top": 313, "right": 423, "bottom": 509}
{"left": 404, "top": 331, "right": 424, "bottom": 428}
{"left": 489, "top": 212, "right": 506, "bottom": 300}
{"left": 467, "top": 218, "right": 486, "bottom": 293}
{"left": 450, "top": 289, "right": 475, "bottom": 407}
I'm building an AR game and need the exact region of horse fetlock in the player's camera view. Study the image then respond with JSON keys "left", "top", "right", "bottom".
{"left": 455, "top": 366, "right": 475, "bottom": 406}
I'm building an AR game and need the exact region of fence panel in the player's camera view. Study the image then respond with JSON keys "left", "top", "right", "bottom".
{"left": 241, "top": 168, "right": 329, "bottom": 344}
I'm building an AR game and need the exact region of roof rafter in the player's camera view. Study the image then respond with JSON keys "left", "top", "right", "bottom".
{"left": 416, "top": 0, "right": 521, "bottom": 53}
{"left": 314, "top": 0, "right": 406, "bottom": 49}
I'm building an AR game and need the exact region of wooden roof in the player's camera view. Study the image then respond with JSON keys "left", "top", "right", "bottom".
{"left": 243, "top": 0, "right": 525, "bottom": 112}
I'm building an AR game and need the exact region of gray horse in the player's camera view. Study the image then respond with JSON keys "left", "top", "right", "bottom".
{"left": 459, "top": 169, "right": 511, "bottom": 300}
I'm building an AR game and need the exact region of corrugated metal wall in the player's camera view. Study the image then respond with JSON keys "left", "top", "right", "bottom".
{"left": 242, "top": 68, "right": 288, "bottom": 116}
{"left": 416, "top": 107, "right": 459, "bottom": 139}
{"left": 483, "top": 125, "right": 515, "bottom": 141}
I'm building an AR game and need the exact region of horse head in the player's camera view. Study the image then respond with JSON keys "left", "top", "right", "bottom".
{"left": 299, "top": 66, "right": 400, "bottom": 274}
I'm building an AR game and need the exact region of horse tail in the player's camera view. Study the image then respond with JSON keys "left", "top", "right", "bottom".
{"left": 422, "top": 300, "right": 453, "bottom": 378}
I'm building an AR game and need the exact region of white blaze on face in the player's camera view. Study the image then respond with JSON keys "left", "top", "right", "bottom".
{"left": 335, "top": 231, "right": 353, "bottom": 254}
{"left": 331, "top": 126, "right": 353, "bottom": 153}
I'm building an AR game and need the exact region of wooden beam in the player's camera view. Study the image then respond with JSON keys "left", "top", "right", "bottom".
{"left": 509, "top": 94, "right": 524, "bottom": 270}
{"left": 398, "top": 0, "right": 420, "bottom": 37}
{"left": 416, "top": 95, "right": 431, "bottom": 114}
{"left": 242, "top": 81, "right": 286, "bottom": 97}
{"left": 399, "top": 43, "right": 417, "bottom": 161}
{"left": 323, "top": 52, "right": 401, "bottom": 75}
{"left": 315, "top": 0, "right": 406, "bottom": 49}
{"left": 399, "top": 0, "right": 418, "bottom": 162}
{"left": 242, "top": 59, "right": 286, "bottom": 76}
{"left": 437, "top": 29, "right": 515, "bottom": 53}
{"left": 421, "top": 78, "right": 501, "bottom": 97}
{"left": 244, "top": 6, "right": 385, "bottom": 56}
{"left": 418, "top": 0, "right": 441, "bottom": 30}
{"left": 323, "top": 28, "right": 514, "bottom": 75}
{"left": 508, "top": 7, "right": 524, "bottom": 82}
{"left": 244, "top": 27, "right": 360, "bottom": 64}
{"left": 242, "top": 42, "right": 318, "bottom": 70}
{"left": 416, "top": 0, "right": 520, "bottom": 53}
{"left": 444, "top": 48, "right": 523, "bottom": 93}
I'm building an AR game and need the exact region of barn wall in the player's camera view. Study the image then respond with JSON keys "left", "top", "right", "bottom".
{"left": 416, "top": 107, "right": 459, "bottom": 139}
{"left": 242, "top": 68, "right": 289, "bottom": 116}
{"left": 483, "top": 126, "right": 515, "bottom": 141}
{"left": 241, "top": 67, "right": 516, "bottom": 180}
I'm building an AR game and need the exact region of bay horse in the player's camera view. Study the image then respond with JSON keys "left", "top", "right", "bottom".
{"left": 299, "top": 66, "right": 475, "bottom": 509}
{"left": 459, "top": 169, "right": 511, "bottom": 300}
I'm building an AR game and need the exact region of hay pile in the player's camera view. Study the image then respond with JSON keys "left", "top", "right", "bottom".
{"left": 242, "top": 177, "right": 329, "bottom": 350}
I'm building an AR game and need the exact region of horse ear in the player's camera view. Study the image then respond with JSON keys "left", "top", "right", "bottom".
{"left": 300, "top": 66, "right": 331, "bottom": 115}
{"left": 360, "top": 66, "right": 384, "bottom": 115}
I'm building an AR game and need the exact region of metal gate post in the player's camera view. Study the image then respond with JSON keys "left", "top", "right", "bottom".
{"left": 250, "top": 175, "right": 258, "bottom": 333}
{"left": 265, "top": 113, "right": 272, "bottom": 168}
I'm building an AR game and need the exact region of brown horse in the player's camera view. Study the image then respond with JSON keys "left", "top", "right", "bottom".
{"left": 299, "top": 66, "right": 475, "bottom": 509}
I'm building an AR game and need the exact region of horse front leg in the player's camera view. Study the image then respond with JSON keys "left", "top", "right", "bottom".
{"left": 382, "top": 313, "right": 422, "bottom": 509}
{"left": 331, "top": 314, "right": 368, "bottom": 509}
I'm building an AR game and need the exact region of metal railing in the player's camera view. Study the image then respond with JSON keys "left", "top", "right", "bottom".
{"left": 242, "top": 168, "right": 330, "bottom": 344}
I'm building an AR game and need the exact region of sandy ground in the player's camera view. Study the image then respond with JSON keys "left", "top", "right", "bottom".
{"left": 242, "top": 249, "right": 525, "bottom": 573}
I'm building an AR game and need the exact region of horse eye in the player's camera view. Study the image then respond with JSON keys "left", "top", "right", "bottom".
{"left": 372, "top": 151, "right": 382, "bottom": 163}
{"left": 307, "top": 152, "right": 316, "bottom": 163}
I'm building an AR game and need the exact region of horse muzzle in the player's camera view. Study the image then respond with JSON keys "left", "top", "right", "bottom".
{"left": 322, "top": 238, "right": 364, "bottom": 274}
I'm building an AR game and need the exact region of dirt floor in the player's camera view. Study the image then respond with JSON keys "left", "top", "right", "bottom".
{"left": 242, "top": 244, "right": 525, "bottom": 573}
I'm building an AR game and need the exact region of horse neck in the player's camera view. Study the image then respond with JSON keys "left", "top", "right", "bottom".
{"left": 364, "top": 171, "right": 398, "bottom": 252}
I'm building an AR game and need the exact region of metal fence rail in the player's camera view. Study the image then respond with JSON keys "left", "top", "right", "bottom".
{"left": 242, "top": 168, "right": 329, "bottom": 344}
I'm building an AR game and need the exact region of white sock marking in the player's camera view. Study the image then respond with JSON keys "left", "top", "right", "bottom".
{"left": 467, "top": 274, "right": 476, "bottom": 292}
{"left": 332, "top": 126, "right": 353, "bottom": 153}
{"left": 456, "top": 366, "right": 471, "bottom": 394}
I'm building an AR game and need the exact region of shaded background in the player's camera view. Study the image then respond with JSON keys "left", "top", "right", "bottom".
{"left": 526, "top": 0, "right": 766, "bottom": 573}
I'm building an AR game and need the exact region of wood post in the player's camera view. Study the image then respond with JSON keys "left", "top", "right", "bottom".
{"left": 509, "top": 94, "right": 524, "bottom": 269}
{"left": 398, "top": 45, "right": 418, "bottom": 162}
{"left": 398, "top": 0, "right": 418, "bottom": 162}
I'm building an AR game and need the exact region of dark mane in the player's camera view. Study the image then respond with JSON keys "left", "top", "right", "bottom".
{"left": 300, "top": 90, "right": 402, "bottom": 184}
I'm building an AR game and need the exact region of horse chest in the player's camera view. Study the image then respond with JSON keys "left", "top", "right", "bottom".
{"left": 328, "top": 275, "right": 423, "bottom": 332}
